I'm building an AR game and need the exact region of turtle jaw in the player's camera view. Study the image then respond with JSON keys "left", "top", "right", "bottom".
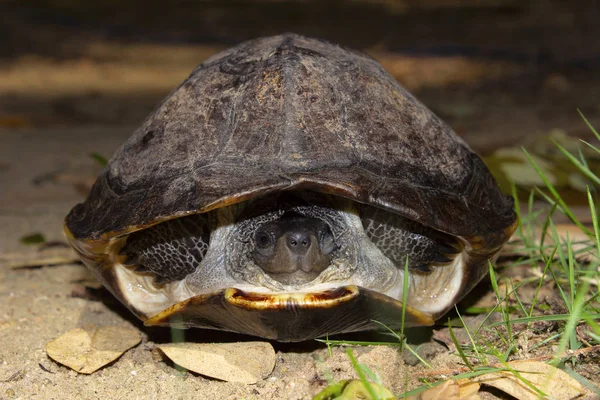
{"left": 143, "top": 286, "right": 434, "bottom": 342}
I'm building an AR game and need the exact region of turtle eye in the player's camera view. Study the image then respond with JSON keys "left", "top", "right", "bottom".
{"left": 254, "top": 228, "right": 274, "bottom": 250}
{"left": 318, "top": 226, "right": 337, "bottom": 255}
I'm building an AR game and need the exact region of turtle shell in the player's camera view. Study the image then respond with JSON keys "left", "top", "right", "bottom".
{"left": 65, "top": 34, "right": 516, "bottom": 341}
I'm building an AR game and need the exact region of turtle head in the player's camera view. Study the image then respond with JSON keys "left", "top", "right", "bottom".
{"left": 251, "top": 212, "right": 337, "bottom": 285}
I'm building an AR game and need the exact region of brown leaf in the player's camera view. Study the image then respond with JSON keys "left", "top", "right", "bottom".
{"left": 457, "top": 378, "right": 481, "bottom": 400}
{"left": 45, "top": 326, "right": 141, "bottom": 374}
{"left": 0, "top": 115, "right": 31, "bottom": 128}
{"left": 2, "top": 246, "right": 80, "bottom": 269}
{"left": 157, "top": 341, "right": 276, "bottom": 384}
{"left": 504, "top": 223, "right": 595, "bottom": 262}
{"left": 473, "top": 361, "right": 585, "bottom": 400}
{"left": 431, "top": 329, "right": 456, "bottom": 350}
{"left": 407, "top": 379, "right": 480, "bottom": 400}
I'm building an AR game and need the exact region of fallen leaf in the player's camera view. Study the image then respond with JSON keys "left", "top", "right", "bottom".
{"left": 457, "top": 379, "right": 481, "bottom": 400}
{"left": 2, "top": 246, "right": 80, "bottom": 268}
{"left": 157, "top": 341, "right": 275, "bottom": 384}
{"left": 504, "top": 222, "right": 595, "bottom": 262}
{"left": 431, "top": 328, "right": 456, "bottom": 350}
{"left": 415, "top": 380, "right": 459, "bottom": 400}
{"left": 0, "top": 115, "right": 31, "bottom": 128}
{"left": 45, "top": 326, "right": 141, "bottom": 374}
{"left": 491, "top": 147, "right": 557, "bottom": 187}
{"left": 473, "top": 360, "right": 585, "bottom": 400}
{"left": 405, "top": 379, "right": 480, "bottom": 400}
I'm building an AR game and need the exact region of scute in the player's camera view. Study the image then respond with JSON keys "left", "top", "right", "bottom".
{"left": 65, "top": 33, "right": 514, "bottom": 249}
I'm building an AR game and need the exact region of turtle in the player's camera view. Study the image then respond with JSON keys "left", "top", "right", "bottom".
{"left": 64, "top": 34, "right": 517, "bottom": 342}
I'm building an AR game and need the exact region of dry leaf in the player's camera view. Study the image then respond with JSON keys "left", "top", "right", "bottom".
{"left": 491, "top": 147, "right": 557, "bottom": 187}
{"left": 504, "top": 223, "right": 595, "bottom": 262}
{"left": 0, "top": 114, "right": 31, "bottom": 128}
{"left": 3, "top": 246, "right": 80, "bottom": 269}
{"left": 157, "top": 341, "right": 275, "bottom": 384}
{"left": 473, "top": 360, "right": 585, "bottom": 400}
{"left": 417, "top": 380, "right": 459, "bottom": 400}
{"left": 406, "top": 379, "right": 480, "bottom": 400}
{"left": 547, "top": 224, "right": 593, "bottom": 259}
{"left": 457, "top": 378, "right": 481, "bottom": 400}
{"left": 45, "top": 326, "right": 141, "bottom": 374}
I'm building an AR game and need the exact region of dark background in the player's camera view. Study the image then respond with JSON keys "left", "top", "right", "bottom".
{"left": 2, "top": 0, "right": 600, "bottom": 152}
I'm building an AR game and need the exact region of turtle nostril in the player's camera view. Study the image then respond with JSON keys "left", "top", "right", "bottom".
{"left": 287, "top": 232, "right": 311, "bottom": 254}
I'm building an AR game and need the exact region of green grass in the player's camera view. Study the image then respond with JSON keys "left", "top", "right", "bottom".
{"left": 438, "top": 112, "right": 600, "bottom": 396}
{"left": 313, "top": 113, "right": 600, "bottom": 399}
